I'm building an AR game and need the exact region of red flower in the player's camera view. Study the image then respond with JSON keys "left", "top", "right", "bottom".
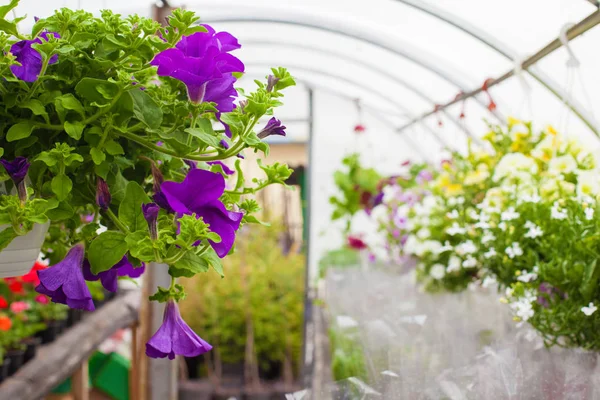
{"left": 347, "top": 235, "right": 368, "bottom": 250}
{"left": 21, "top": 261, "right": 47, "bottom": 286}
{"left": 0, "top": 316, "right": 11, "bottom": 331}
{"left": 353, "top": 124, "right": 366, "bottom": 133}
{"left": 5, "top": 277, "right": 24, "bottom": 294}
{"left": 35, "top": 294, "right": 49, "bottom": 305}
{"left": 0, "top": 296, "right": 7, "bottom": 309}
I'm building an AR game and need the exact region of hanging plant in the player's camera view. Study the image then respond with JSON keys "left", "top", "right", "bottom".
{"left": 0, "top": 2, "right": 295, "bottom": 359}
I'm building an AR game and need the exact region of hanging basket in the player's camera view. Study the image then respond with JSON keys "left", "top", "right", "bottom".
{"left": 0, "top": 222, "right": 49, "bottom": 278}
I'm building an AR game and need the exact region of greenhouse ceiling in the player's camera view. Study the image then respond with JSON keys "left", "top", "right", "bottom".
{"left": 12, "top": 0, "right": 600, "bottom": 151}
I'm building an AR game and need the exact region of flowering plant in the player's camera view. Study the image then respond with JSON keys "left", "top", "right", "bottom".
{"left": 0, "top": 2, "right": 294, "bottom": 359}
{"left": 329, "top": 153, "right": 382, "bottom": 232}
{"left": 376, "top": 118, "right": 600, "bottom": 351}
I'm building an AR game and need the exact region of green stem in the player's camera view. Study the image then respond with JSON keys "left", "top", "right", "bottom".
{"left": 105, "top": 208, "right": 129, "bottom": 234}
{"left": 169, "top": 276, "right": 176, "bottom": 290}
{"left": 24, "top": 57, "right": 51, "bottom": 101}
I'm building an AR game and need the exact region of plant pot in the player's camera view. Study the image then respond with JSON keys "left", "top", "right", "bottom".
{"left": 36, "top": 319, "right": 65, "bottom": 344}
{"left": 0, "top": 358, "right": 10, "bottom": 384}
{"left": 67, "top": 308, "right": 84, "bottom": 328}
{"left": 22, "top": 336, "right": 42, "bottom": 364}
{"left": 0, "top": 222, "right": 49, "bottom": 278}
{"left": 6, "top": 348, "right": 25, "bottom": 376}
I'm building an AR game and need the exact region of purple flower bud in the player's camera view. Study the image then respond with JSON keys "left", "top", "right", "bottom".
{"left": 257, "top": 117, "right": 286, "bottom": 139}
{"left": 1, "top": 157, "right": 30, "bottom": 203}
{"left": 266, "top": 75, "right": 280, "bottom": 93}
{"left": 184, "top": 160, "right": 198, "bottom": 170}
{"left": 142, "top": 203, "right": 160, "bottom": 240}
{"left": 207, "top": 161, "right": 234, "bottom": 175}
{"left": 220, "top": 140, "right": 230, "bottom": 149}
{"left": 96, "top": 177, "right": 111, "bottom": 210}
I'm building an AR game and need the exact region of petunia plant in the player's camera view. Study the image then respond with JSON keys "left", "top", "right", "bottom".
{"left": 0, "top": 2, "right": 294, "bottom": 359}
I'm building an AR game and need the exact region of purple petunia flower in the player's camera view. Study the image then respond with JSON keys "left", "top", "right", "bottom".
{"left": 146, "top": 300, "right": 212, "bottom": 359}
{"left": 82, "top": 257, "right": 145, "bottom": 293}
{"left": 161, "top": 169, "right": 243, "bottom": 258}
{"left": 150, "top": 25, "right": 244, "bottom": 112}
{"left": 36, "top": 243, "right": 95, "bottom": 311}
{"left": 142, "top": 203, "right": 160, "bottom": 240}
{"left": 207, "top": 161, "right": 234, "bottom": 175}
{"left": 257, "top": 118, "right": 286, "bottom": 139}
{"left": 96, "top": 177, "right": 111, "bottom": 210}
{"left": 10, "top": 32, "right": 60, "bottom": 82}
{"left": 0, "top": 157, "right": 30, "bottom": 185}
{"left": 416, "top": 169, "right": 433, "bottom": 184}
{"left": 184, "top": 160, "right": 198, "bottom": 170}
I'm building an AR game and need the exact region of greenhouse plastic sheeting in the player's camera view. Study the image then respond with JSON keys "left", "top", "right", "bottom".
{"left": 12, "top": 0, "right": 600, "bottom": 280}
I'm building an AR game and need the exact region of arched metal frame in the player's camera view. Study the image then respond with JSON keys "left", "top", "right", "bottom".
{"left": 243, "top": 70, "right": 433, "bottom": 159}
{"left": 393, "top": 0, "right": 600, "bottom": 137}
{"left": 244, "top": 40, "right": 477, "bottom": 143}
{"left": 193, "top": 4, "right": 505, "bottom": 123}
{"left": 247, "top": 62, "right": 451, "bottom": 154}
{"left": 194, "top": 3, "right": 600, "bottom": 138}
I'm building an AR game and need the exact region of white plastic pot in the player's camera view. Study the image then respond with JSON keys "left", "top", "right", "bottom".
{"left": 0, "top": 222, "right": 49, "bottom": 278}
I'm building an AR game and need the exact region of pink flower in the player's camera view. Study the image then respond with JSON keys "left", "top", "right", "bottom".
{"left": 35, "top": 295, "right": 49, "bottom": 305}
{"left": 10, "top": 301, "right": 30, "bottom": 313}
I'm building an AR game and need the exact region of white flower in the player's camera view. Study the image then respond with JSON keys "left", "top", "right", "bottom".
{"left": 430, "top": 264, "right": 446, "bottom": 280}
{"left": 501, "top": 207, "right": 520, "bottom": 221}
{"left": 577, "top": 170, "right": 600, "bottom": 197}
{"left": 382, "top": 184, "right": 402, "bottom": 203}
{"left": 481, "top": 276, "right": 497, "bottom": 289}
{"left": 505, "top": 242, "right": 523, "bottom": 259}
{"left": 551, "top": 202, "right": 568, "bottom": 220}
{"left": 581, "top": 302, "right": 598, "bottom": 316}
{"left": 509, "top": 289, "right": 537, "bottom": 321}
{"left": 585, "top": 207, "right": 594, "bottom": 221}
{"left": 484, "top": 247, "right": 497, "bottom": 259}
{"left": 494, "top": 153, "right": 538, "bottom": 182}
{"left": 524, "top": 221, "right": 544, "bottom": 239}
{"left": 447, "top": 256, "right": 462, "bottom": 273}
{"left": 417, "top": 228, "right": 431, "bottom": 240}
{"left": 468, "top": 209, "right": 479, "bottom": 220}
{"left": 462, "top": 256, "right": 478, "bottom": 268}
{"left": 498, "top": 222, "right": 507, "bottom": 231}
{"left": 446, "top": 210, "right": 459, "bottom": 219}
{"left": 474, "top": 220, "right": 491, "bottom": 230}
{"left": 482, "top": 231, "right": 496, "bottom": 244}
{"left": 548, "top": 154, "right": 578, "bottom": 176}
{"left": 520, "top": 193, "right": 541, "bottom": 204}
{"left": 456, "top": 196, "right": 465, "bottom": 205}
{"left": 456, "top": 240, "right": 477, "bottom": 255}
{"left": 517, "top": 269, "right": 538, "bottom": 283}
{"left": 447, "top": 222, "right": 467, "bottom": 236}
{"left": 435, "top": 241, "right": 453, "bottom": 254}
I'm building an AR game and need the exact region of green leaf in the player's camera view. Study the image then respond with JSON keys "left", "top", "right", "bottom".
{"left": 118, "top": 182, "right": 151, "bottom": 232}
{"left": 88, "top": 231, "right": 129, "bottom": 274}
{"left": 75, "top": 78, "right": 119, "bottom": 105}
{"left": 6, "top": 121, "right": 35, "bottom": 142}
{"left": 129, "top": 89, "right": 163, "bottom": 129}
{"left": 0, "top": 148, "right": 3, "bottom": 158}
{"left": 125, "top": 231, "right": 154, "bottom": 262}
{"left": 19, "top": 99, "right": 49, "bottom": 123}
{"left": 204, "top": 248, "right": 224, "bottom": 277}
{"left": 51, "top": 174, "right": 72, "bottom": 201}
{"left": 105, "top": 140, "right": 124, "bottom": 155}
{"left": 0, "top": 0, "right": 19, "bottom": 19}
{"left": 0, "top": 227, "right": 17, "bottom": 252}
{"left": 90, "top": 147, "right": 106, "bottom": 165}
{"left": 219, "top": 113, "right": 243, "bottom": 136}
{"left": 45, "top": 201, "right": 74, "bottom": 221}
{"left": 169, "top": 251, "right": 209, "bottom": 278}
{"left": 36, "top": 152, "right": 57, "bottom": 167}
{"left": 64, "top": 121, "right": 85, "bottom": 140}
{"left": 56, "top": 94, "right": 85, "bottom": 116}
{"left": 185, "top": 119, "right": 221, "bottom": 147}
{"left": 0, "top": 19, "right": 19, "bottom": 38}
{"left": 580, "top": 259, "right": 600, "bottom": 302}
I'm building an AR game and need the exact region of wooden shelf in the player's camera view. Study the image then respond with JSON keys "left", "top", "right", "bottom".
{"left": 0, "top": 289, "right": 141, "bottom": 400}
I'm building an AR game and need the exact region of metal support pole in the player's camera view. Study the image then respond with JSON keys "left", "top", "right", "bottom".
{"left": 398, "top": 10, "right": 600, "bottom": 135}
{"left": 301, "top": 87, "right": 315, "bottom": 388}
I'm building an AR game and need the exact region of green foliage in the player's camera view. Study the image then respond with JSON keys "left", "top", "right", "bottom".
{"left": 180, "top": 222, "right": 304, "bottom": 376}
{"left": 329, "top": 327, "right": 368, "bottom": 382}
{"left": 318, "top": 248, "right": 360, "bottom": 278}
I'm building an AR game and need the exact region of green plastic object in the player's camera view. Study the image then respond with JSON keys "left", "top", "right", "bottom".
{"left": 50, "top": 351, "right": 115, "bottom": 395}
{"left": 92, "top": 352, "right": 130, "bottom": 400}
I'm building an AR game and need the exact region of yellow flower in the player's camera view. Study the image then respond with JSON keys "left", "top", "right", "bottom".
{"left": 508, "top": 116, "right": 522, "bottom": 127}
{"left": 547, "top": 125, "right": 558, "bottom": 136}
{"left": 445, "top": 184, "right": 463, "bottom": 196}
